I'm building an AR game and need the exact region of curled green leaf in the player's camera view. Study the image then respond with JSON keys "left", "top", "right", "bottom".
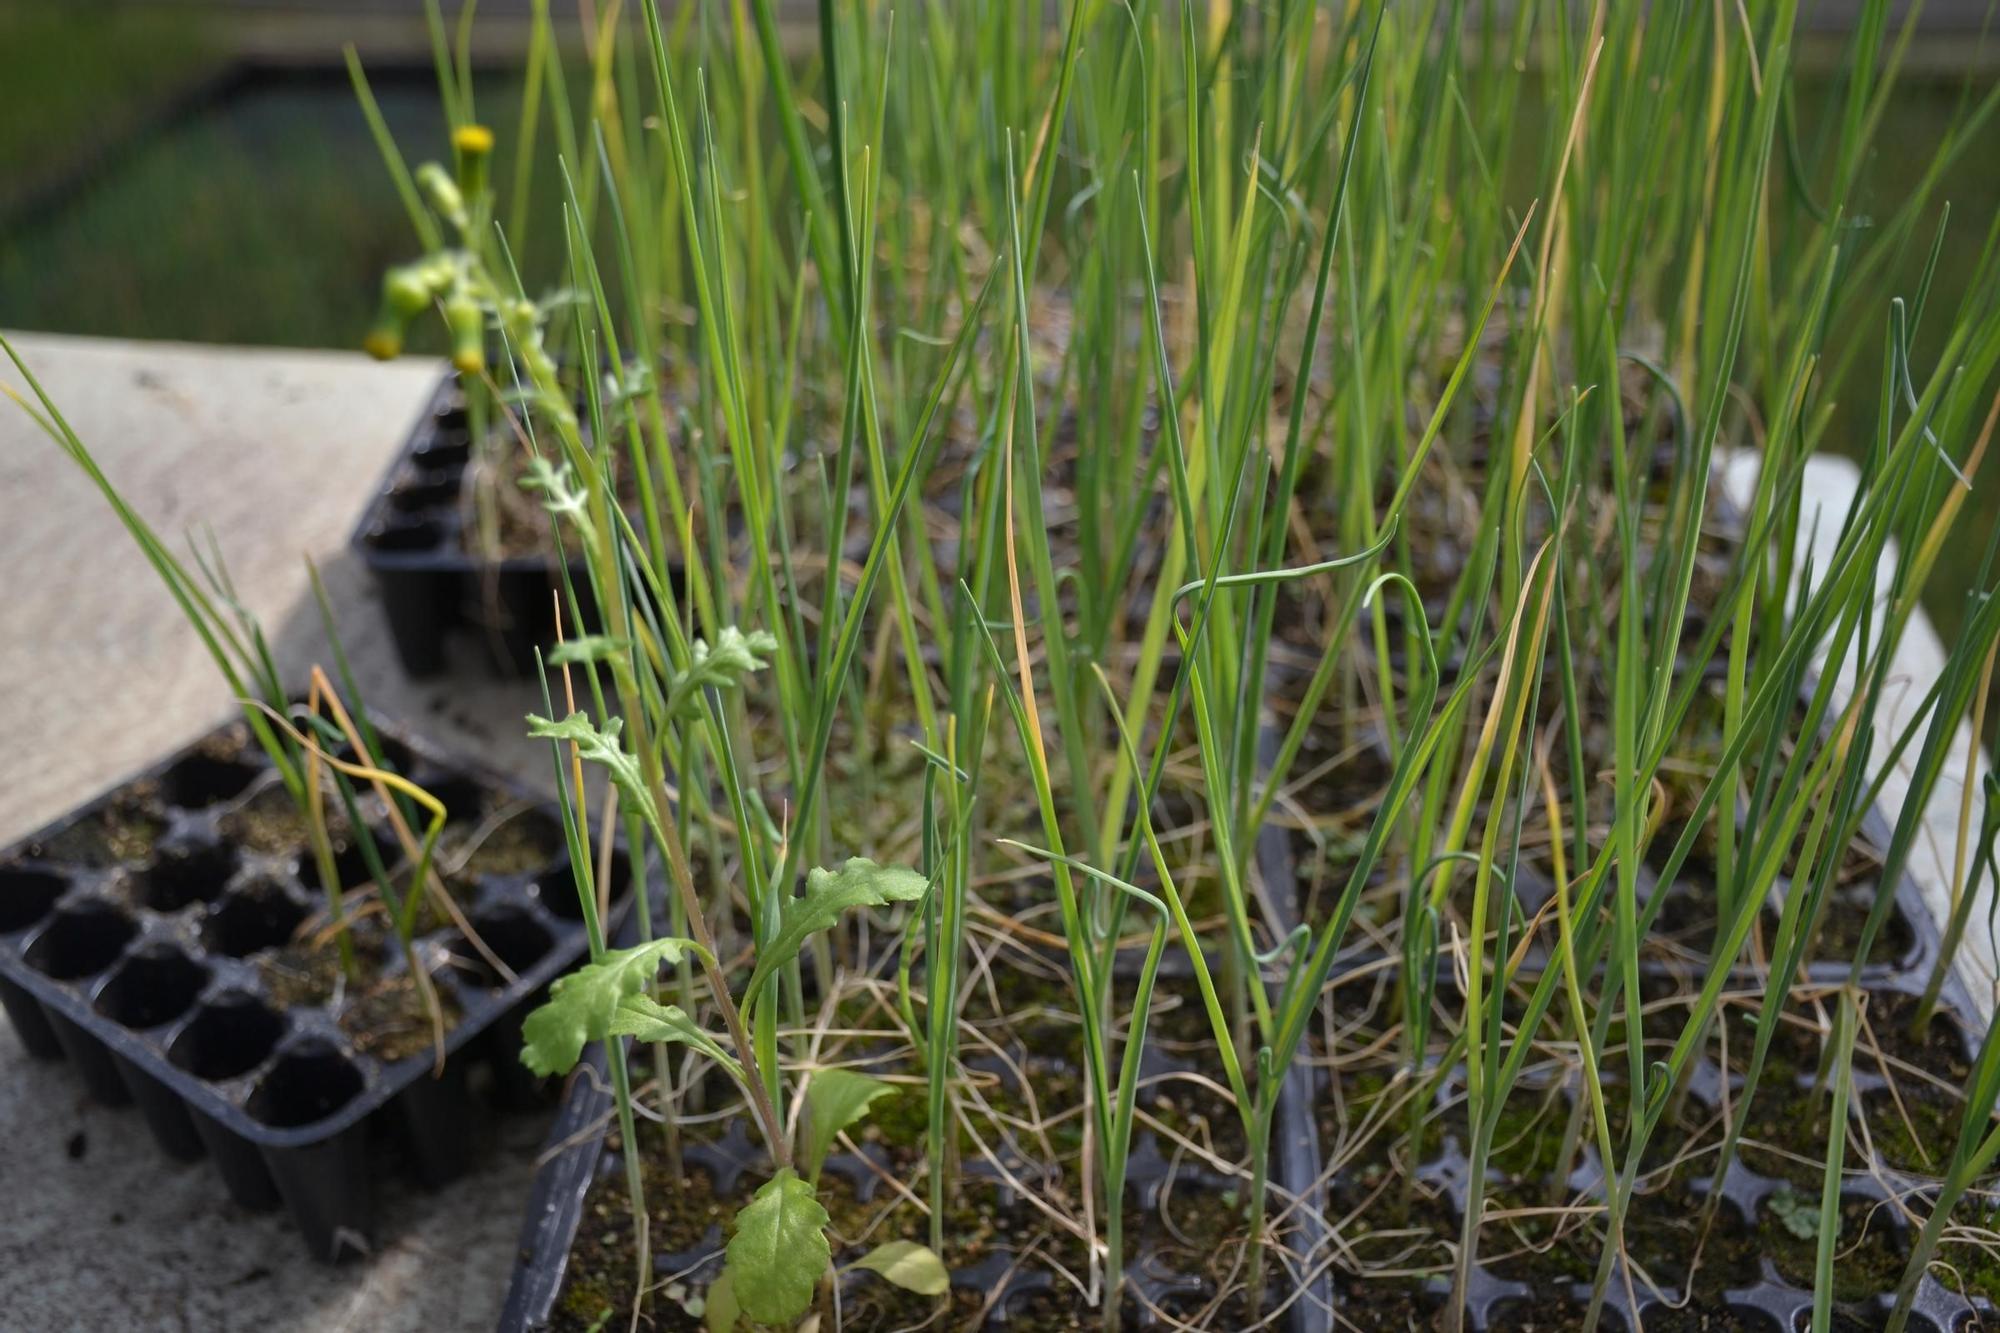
{"left": 664, "top": 627, "right": 780, "bottom": 719}
{"left": 606, "top": 993, "right": 742, "bottom": 1081}
{"left": 801, "top": 1069, "right": 894, "bottom": 1182}
{"left": 850, "top": 1239, "right": 949, "bottom": 1296}
{"left": 745, "top": 859, "right": 930, "bottom": 1011}
{"left": 546, "top": 634, "right": 630, "bottom": 667}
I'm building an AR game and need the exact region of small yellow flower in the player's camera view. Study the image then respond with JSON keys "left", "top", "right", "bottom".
{"left": 454, "top": 124, "right": 495, "bottom": 198}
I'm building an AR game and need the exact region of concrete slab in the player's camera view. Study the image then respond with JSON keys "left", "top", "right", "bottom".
{"left": 0, "top": 331, "right": 570, "bottom": 1331}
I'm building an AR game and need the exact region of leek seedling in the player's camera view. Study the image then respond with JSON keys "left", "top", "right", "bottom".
{"left": 334, "top": 0, "right": 2000, "bottom": 1325}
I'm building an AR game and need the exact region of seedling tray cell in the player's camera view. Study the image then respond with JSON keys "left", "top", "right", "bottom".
{"left": 0, "top": 719, "right": 634, "bottom": 1261}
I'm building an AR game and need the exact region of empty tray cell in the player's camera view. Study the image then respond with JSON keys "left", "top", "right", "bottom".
{"left": 208, "top": 872, "right": 312, "bottom": 956}
{"left": 294, "top": 829, "right": 396, "bottom": 895}
{"left": 161, "top": 751, "right": 263, "bottom": 810}
{"left": 170, "top": 992, "right": 286, "bottom": 1082}
{"left": 448, "top": 904, "right": 555, "bottom": 988}
{"left": 204, "top": 878, "right": 309, "bottom": 958}
{"left": 365, "top": 515, "right": 446, "bottom": 554}
{"left": 25, "top": 795, "right": 166, "bottom": 868}
{"left": 416, "top": 773, "right": 485, "bottom": 829}
{"left": 24, "top": 900, "right": 136, "bottom": 980}
{"left": 138, "top": 842, "right": 239, "bottom": 911}
{"left": 460, "top": 809, "right": 566, "bottom": 878}
{"left": 96, "top": 946, "right": 210, "bottom": 1030}
{"left": 389, "top": 470, "right": 458, "bottom": 513}
{"left": 247, "top": 1040, "right": 366, "bottom": 1130}
{"left": 411, "top": 432, "right": 469, "bottom": 469}
{"left": 532, "top": 849, "right": 631, "bottom": 921}
{"left": 0, "top": 864, "right": 67, "bottom": 933}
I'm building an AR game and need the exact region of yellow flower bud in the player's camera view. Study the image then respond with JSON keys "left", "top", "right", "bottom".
{"left": 362, "top": 325, "right": 404, "bottom": 361}
{"left": 453, "top": 124, "right": 494, "bottom": 199}
{"left": 416, "top": 162, "right": 467, "bottom": 231}
{"left": 446, "top": 293, "right": 485, "bottom": 375}
{"left": 382, "top": 264, "right": 432, "bottom": 318}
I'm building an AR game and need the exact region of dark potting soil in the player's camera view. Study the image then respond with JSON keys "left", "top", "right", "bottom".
{"left": 541, "top": 945, "right": 1304, "bottom": 1332}
{"left": 549, "top": 1108, "right": 1280, "bottom": 1333}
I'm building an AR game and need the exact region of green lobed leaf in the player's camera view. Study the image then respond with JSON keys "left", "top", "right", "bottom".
{"left": 606, "top": 993, "right": 742, "bottom": 1080}
{"left": 801, "top": 1069, "right": 894, "bottom": 1181}
{"left": 745, "top": 858, "right": 929, "bottom": 1006}
{"left": 525, "top": 711, "right": 651, "bottom": 824}
{"left": 664, "top": 626, "right": 780, "bottom": 720}
{"left": 545, "top": 634, "right": 630, "bottom": 666}
{"left": 519, "top": 937, "right": 703, "bottom": 1076}
{"left": 849, "top": 1240, "right": 949, "bottom": 1297}
{"left": 724, "top": 1168, "right": 829, "bottom": 1326}
{"left": 520, "top": 456, "right": 591, "bottom": 524}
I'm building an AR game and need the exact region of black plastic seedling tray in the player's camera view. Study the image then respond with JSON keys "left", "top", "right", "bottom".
{"left": 496, "top": 819, "right": 1336, "bottom": 1333}
{"left": 352, "top": 374, "right": 595, "bottom": 677}
{"left": 0, "top": 718, "right": 633, "bottom": 1261}
{"left": 499, "top": 1036, "right": 1335, "bottom": 1333}
{"left": 1357, "top": 804, "right": 1997, "bottom": 1333}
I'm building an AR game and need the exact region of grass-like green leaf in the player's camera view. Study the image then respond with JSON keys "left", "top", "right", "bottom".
{"left": 724, "top": 1168, "right": 829, "bottom": 1326}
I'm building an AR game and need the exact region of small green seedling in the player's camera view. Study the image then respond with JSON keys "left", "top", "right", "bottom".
{"left": 522, "top": 707, "right": 945, "bottom": 1328}
{"left": 1768, "top": 1187, "right": 1820, "bottom": 1241}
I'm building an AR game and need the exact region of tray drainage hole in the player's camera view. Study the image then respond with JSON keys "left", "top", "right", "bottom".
{"left": 24, "top": 901, "right": 136, "bottom": 979}
{"left": 366, "top": 515, "right": 444, "bottom": 553}
{"left": 295, "top": 831, "right": 395, "bottom": 894}
{"left": 534, "top": 848, "right": 631, "bottom": 921}
{"left": 95, "top": 947, "right": 210, "bottom": 1030}
{"left": 246, "top": 1041, "right": 365, "bottom": 1129}
{"left": 0, "top": 865, "right": 67, "bottom": 932}
{"left": 140, "top": 842, "right": 240, "bottom": 911}
{"left": 169, "top": 993, "right": 285, "bottom": 1081}
{"left": 447, "top": 906, "right": 554, "bottom": 986}
{"left": 205, "top": 880, "right": 308, "bottom": 957}
{"left": 161, "top": 753, "right": 262, "bottom": 809}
